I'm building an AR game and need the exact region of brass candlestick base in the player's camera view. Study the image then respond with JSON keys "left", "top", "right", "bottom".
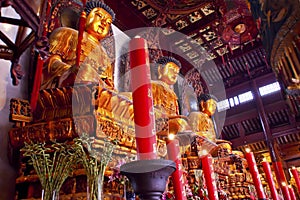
{"left": 120, "top": 159, "right": 176, "bottom": 200}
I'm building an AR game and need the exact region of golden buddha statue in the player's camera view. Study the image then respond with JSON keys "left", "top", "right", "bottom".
{"left": 188, "top": 93, "right": 218, "bottom": 142}
{"left": 152, "top": 56, "right": 181, "bottom": 117}
{"left": 41, "top": 1, "right": 115, "bottom": 89}
{"left": 152, "top": 56, "right": 189, "bottom": 135}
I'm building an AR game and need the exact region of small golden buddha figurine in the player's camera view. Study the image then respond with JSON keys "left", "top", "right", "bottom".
{"left": 151, "top": 56, "right": 189, "bottom": 135}
{"left": 188, "top": 93, "right": 218, "bottom": 143}
{"left": 41, "top": 1, "right": 115, "bottom": 89}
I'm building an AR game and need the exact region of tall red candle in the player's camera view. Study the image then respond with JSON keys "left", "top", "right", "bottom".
{"left": 290, "top": 167, "right": 300, "bottom": 193}
{"left": 129, "top": 37, "right": 157, "bottom": 160}
{"left": 273, "top": 161, "right": 291, "bottom": 200}
{"left": 30, "top": 0, "right": 51, "bottom": 111}
{"left": 201, "top": 154, "right": 218, "bottom": 200}
{"left": 250, "top": 193, "right": 255, "bottom": 200}
{"left": 288, "top": 185, "right": 297, "bottom": 200}
{"left": 167, "top": 138, "right": 187, "bottom": 200}
{"left": 76, "top": 0, "right": 87, "bottom": 66}
{"left": 279, "top": 182, "right": 291, "bottom": 200}
{"left": 262, "top": 161, "right": 279, "bottom": 200}
{"left": 245, "top": 150, "right": 266, "bottom": 199}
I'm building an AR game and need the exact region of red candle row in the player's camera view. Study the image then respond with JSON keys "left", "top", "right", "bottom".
{"left": 246, "top": 149, "right": 300, "bottom": 200}
{"left": 128, "top": 38, "right": 300, "bottom": 200}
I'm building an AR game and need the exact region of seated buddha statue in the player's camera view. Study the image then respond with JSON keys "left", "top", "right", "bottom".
{"left": 188, "top": 93, "right": 218, "bottom": 143}
{"left": 152, "top": 56, "right": 189, "bottom": 135}
{"left": 41, "top": 1, "right": 115, "bottom": 90}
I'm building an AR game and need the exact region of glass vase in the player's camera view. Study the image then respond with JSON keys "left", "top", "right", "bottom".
{"left": 87, "top": 173, "right": 105, "bottom": 200}
{"left": 41, "top": 189, "right": 59, "bottom": 200}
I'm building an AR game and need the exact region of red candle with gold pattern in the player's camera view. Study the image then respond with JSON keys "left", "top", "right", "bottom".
{"left": 129, "top": 37, "right": 157, "bottom": 160}
{"left": 262, "top": 161, "right": 279, "bottom": 200}
{"left": 245, "top": 149, "right": 266, "bottom": 199}
{"left": 201, "top": 154, "right": 218, "bottom": 200}
{"left": 167, "top": 138, "right": 187, "bottom": 200}
{"left": 290, "top": 167, "right": 300, "bottom": 193}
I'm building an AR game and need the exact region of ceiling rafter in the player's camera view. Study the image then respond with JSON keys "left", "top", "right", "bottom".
{"left": 0, "top": 0, "right": 40, "bottom": 85}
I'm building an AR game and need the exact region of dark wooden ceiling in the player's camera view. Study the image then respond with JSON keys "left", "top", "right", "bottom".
{"left": 106, "top": 0, "right": 266, "bottom": 88}
{"left": 0, "top": 0, "right": 299, "bottom": 166}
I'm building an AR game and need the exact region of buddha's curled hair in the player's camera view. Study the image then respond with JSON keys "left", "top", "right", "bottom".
{"left": 155, "top": 56, "right": 182, "bottom": 68}
{"left": 85, "top": 1, "right": 115, "bottom": 21}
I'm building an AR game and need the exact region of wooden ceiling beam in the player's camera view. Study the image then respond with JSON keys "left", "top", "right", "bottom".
{"left": 0, "top": 30, "right": 16, "bottom": 49}
{"left": 16, "top": 31, "right": 35, "bottom": 57}
{"left": 10, "top": 0, "right": 39, "bottom": 32}
{"left": 225, "top": 109, "right": 258, "bottom": 125}
{"left": 15, "top": 26, "right": 26, "bottom": 46}
{"left": 280, "top": 144, "right": 300, "bottom": 161}
{"left": 0, "top": 16, "right": 29, "bottom": 27}
{"left": 0, "top": 16, "right": 28, "bottom": 27}
{"left": 272, "top": 125, "right": 300, "bottom": 138}
{"left": 224, "top": 98, "right": 290, "bottom": 126}
{"left": 0, "top": 45, "right": 13, "bottom": 60}
{"left": 213, "top": 41, "right": 263, "bottom": 65}
{"left": 106, "top": 1, "right": 150, "bottom": 31}
{"left": 230, "top": 132, "right": 265, "bottom": 148}
{"left": 285, "top": 159, "right": 300, "bottom": 168}
{"left": 225, "top": 72, "right": 275, "bottom": 94}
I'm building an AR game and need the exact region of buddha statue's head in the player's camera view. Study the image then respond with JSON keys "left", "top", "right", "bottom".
{"left": 198, "top": 93, "right": 218, "bottom": 117}
{"left": 156, "top": 56, "right": 181, "bottom": 86}
{"left": 85, "top": 1, "right": 115, "bottom": 41}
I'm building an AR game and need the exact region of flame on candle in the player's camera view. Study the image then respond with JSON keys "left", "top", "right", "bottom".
{"left": 245, "top": 147, "right": 251, "bottom": 153}
{"left": 291, "top": 166, "right": 296, "bottom": 170}
{"left": 202, "top": 149, "right": 208, "bottom": 155}
{"left": 282, "top": 182, "right": 287, "bottom": 187}
{"left": 288, "top": 185, "right": 292, "bottom": 188}
{"left": 168, "top": 133, "right": 175, "bottom": 140}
